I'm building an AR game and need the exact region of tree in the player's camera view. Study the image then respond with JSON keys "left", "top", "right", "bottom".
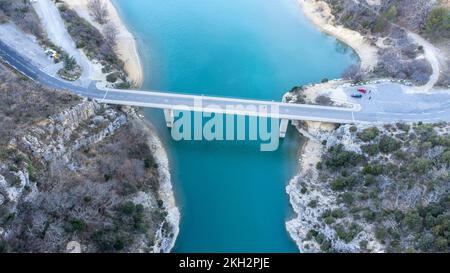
{"left": 88, "top": 0, "right": 109, "bottom": 25}
{"left": 315, "top": 95, "right": 332, "bottom": 106}
{"left": 378, "top": 136, "right": 401, "bottom": 153}
{"left": 342, "top": 64, "right": 363, "bottom": 83}
{"left": 103, "top": 23, "right": 119, "bottom": 49}
{"left": 374, "top": 5, "right": 397, "bottom": 33}
{"left": 425, "top": 7, "right": 450, "bottom": 40}
{"left": 63, "top": 55, "right": 77, "bottom": 71}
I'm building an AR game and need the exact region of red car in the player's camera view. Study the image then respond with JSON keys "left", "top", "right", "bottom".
{"left": 357, "top": 88, "right": 367, "bottom": 94}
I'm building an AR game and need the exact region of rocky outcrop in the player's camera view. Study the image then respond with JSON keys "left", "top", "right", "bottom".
{"left": 0, "top": 98, "right": 179, "bottom": 253}
{"left": 287, "top": 120, "right": 450, "bottom": 253}
{"left": 322, "top": 0, "right": 436, "bottom": 85}
{"left": 15, "top": 100, "right": 126, "bottom": 164}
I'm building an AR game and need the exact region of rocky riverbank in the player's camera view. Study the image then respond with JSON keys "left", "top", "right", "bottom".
{"left": 0, "top": 61, "right": 177, "bottom": 252}
{"left": 286, "top": 118, "right": 450, "bottom": 253}
{"left": 299, "top": 0, "right": 450, "bottom": 89}
{"left": 286, "top": 0, "right": 450, "bottom": 253}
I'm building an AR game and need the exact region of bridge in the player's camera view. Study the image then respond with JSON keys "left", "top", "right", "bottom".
{"left": 0, "top": 40, "right": 362, "bottom": 138}
{"left": 3, "top": 40, "right": 449, "bottom": 138}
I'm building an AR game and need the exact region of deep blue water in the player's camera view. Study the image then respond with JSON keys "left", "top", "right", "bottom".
{"left": 114, "top": 0, "right": 356, "bottom": 253}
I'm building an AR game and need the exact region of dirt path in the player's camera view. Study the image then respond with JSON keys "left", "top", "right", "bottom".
{"left": 407, "top": 31, "right": 441, "bottom": 92}
{"left": 351, "top": 0, "right": 443, "bottom": 92}
{"left": 63, "top": 0, "right": 144, "bottom": 87}
{"left": 31, "top": 0, "right": 104, "bottom": 86}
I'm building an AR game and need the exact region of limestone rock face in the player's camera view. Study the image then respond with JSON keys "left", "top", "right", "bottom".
{"left": 17, "top": 100, "right": 126, "bottom": 164}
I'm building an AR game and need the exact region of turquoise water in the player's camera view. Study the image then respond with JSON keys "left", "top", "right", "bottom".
{"left": 114, "top": 0, "right": 356, "bottom": 252}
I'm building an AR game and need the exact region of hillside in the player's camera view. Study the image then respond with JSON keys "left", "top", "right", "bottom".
{"left": 287, "top": 121, "right": 450, "bottom": 252}
{"left": 322, "top": 0, "right": 450, "bottom": 87}
{"left": 0, "top": 63, "right": 177, "bottom": 253}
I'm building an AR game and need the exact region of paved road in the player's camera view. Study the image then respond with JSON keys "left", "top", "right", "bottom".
{"left": 1, "top": 40, "right": 450, "bottom": 124}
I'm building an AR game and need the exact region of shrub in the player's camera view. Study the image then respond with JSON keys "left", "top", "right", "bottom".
{"left": 441, "top": 151, "right": 450, "bottom": 165}
{"left": 331, "top": 176, "right": 357, "bottom": 191}
{"left": 375, "top": 227, "right": 388, "bottom": 242}
{"left": 68, "top": 218, "right": 87, "bottom": 233}
{"left": 373, "top": 5, "right": 398, "bottom": 32}
{"left": 361, "top": 144, "right": 379, "bottom": 156}
{"left": 106, "top": 72, "right": 120, "bottom": 83}
{"left": 114, "top": 82, "right": 131, "bottom": 89}
{"left": 425, "top": 7, "right": 450, "bottom": 40}
{"left": 403, "top": 210, "right": 423, "bottom": 232}
{"left": 119, "top": 201, "right": 136, "bottom": 216}
{"left": 378, "top": 136, "right": 401, "bottom": 153}
{"left": 341, "top": 192, "right": 354, "bottom": 206}
{"left": 358, "top": 127, "right": 380, "bottom": 142}
{"left": 325, "top": 145, "right": 364, "bottom": 169}
{"left": 363, "top": 164, "right": 383, "bottom": 176}
{"left": 412, "top": 158, "right": 432, "bottom": 174}
{"left": 308, "top": 200, "right": 318, "bottom": 208}
{"left": 335, "top": 223, "right": 361, "bottom": 243}
{"left": 315, "top": 95, "right": 332, "bottom": 106}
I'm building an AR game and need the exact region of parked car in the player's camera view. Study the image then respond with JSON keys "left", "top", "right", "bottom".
{"left": 351, "top": 93, "right": 363, "bottom": 98}
{"left": 357, "top": 88, "right": 367, "bottom": 94}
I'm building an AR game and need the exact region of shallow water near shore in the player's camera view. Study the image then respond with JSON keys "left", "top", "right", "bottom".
{"left": 114, "top": 0, "right": 356, "bottom": 252}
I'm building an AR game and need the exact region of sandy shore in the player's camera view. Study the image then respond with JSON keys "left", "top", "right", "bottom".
{"left": 63, "top": 0, "right": 144, "bottom": 87}
{"left": 133, "top": 117, "right": 180, "bottom": 253}
{"left": 297, "top": 0, "right": 378, "bottom": 71}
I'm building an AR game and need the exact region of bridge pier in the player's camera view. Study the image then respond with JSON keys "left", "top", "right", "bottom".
{"left": 164, "top": 109, "right": 174, "bottom": 128}
{"left": 279, "top": 119, "right": 290, "bottom": 138}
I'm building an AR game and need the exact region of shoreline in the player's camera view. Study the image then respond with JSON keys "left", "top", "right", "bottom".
{"left": 133, "top": 117, "right": 180, "bottom": 253}
{"left": 63, "top": 0, "right": 144, "bottom": 87}
{"left": 296, "top": 0, "right": 378, "bottom": 72}
{"left": 62, "top": 0, "right": 178, "bottom": 251}
{"left": 286, "top": 0, "right": 374, "bottom": 252}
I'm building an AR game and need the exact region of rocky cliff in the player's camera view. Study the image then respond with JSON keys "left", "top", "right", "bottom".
{"left": 287, "top": 120, "right": 450, "bottom": 253}
{"left": 0, "top": 64, "right": 179, "bottom": 253}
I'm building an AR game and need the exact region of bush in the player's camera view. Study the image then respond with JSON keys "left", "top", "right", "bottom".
{"left": 325, "top": 145, "right": 364, "bottom": 170}
{"left": 358, "top": 127, "right": 380, "bottom": 142}
{"left": 412, "top": 158, "right": 432, "bottom": 174}
{"left": 106, "top": 72, "right": 120, "bottom": 83}
{"left": 315, "top": 95, "right": 332, "bottom": 106}
{"left": 361, "top": 144, "right": 379, "bottom": 156}
{"left": 363, "top": 164, "right": 383, "bottom": 176}
{"left": 441, "top": 151, "right": 450, "bottom": 165}
{"left": 403, "top": 210, "right": 423, "bottom": 232}
{"left": 330, "top": 176, "right": 358, "bottom": 191}
{"left": 308, "top": 200, "right": 318, "bottom": 208}
{"left": 378, "top": 136, "right": 401, "bottom": 153}
{"left": 425, "top": 7, "right": 450, "bottom": 40}
{"left": 114, "top": 82, "right": 131, "bottom": 89}
{"left": 119, "top": 201, "right": 136, "bottom": 216}
{"left": 335, "top": 223, "right": 361, "bottom": 243}
{"left": 68, "top": 218, "right": 87, "bottom": 233}
{"left": 373, "top": 5, "right": 398, "bottom": 32}
{"left": 375, "top": 227, "right": 388, "bottom": 242}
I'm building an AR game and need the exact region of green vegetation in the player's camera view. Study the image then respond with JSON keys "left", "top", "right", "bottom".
{"left": 358, "top": 127, "right": 380, "bottom": 142}
{"left": 58, "top": 4, "right": 127, "bottom": 78}
{"left": 0, "top": 0, "right": 43, "bottom": 37}
{"left": 424, "top": 7, "right": 450, "bottom": 40}
{"left": 0, "top": 65, "right": 168, "bottom": 252}
{"left": 374, "top": 5, "right": 398, "bottom": 32}
{"left": 324, "top": 144, "right": 364, "bottom": 170}
{"left": 58, "top": 55, "right": 81, "bottom": 81}
{"left": 311, "top": 123, "right": 450, "bottom": 252}
{"left": 67, "top": 218, "right": 87, "bottom": 233}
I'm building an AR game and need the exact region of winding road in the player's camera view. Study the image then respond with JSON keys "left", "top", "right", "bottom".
{"left": 1, "top": 39, "right": 450, "bottom": 125}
